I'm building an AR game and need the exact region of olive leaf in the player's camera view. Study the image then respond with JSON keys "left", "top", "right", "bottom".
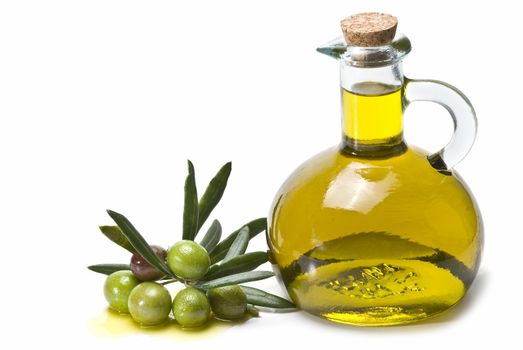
{"left": 195, "top": 271, "right": 274, "bottom": 289}
{"left": 202, "top": 251, "right": 268, "bottom": 281}
{"left": 210, "top": 218, "right": 267, "bottom": 263}
{"left": 197, "top": 162, "right": 231, "bottom": 233}
{"left": 182, "top": 160, "right": 199, "bottom": 241}
{"left": 222, "top": 226, "right": 249, "bottom": 263}
{"left": 240, "top": 286, "right": 296, "bottom": 309}
{"left": 199, "top": 219, "right": 222, "bottom": 253}
{"left": 107, "top": 210, "right": 174, "bottom": 277}
{"left": 88, "top": 263, "right": 131, "bottom": 275}
{"left": 99, "top": 225, "right": 136, "bottom": 253}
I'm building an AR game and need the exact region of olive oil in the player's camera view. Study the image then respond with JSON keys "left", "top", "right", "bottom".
{"left": 87, "top": 308, "right": 230, "bottom": 339}
{"left": 342, "top": 83, "right": 403, "bottom": 141}
{"left": 268, "top": 86, "right": 482, "bottom": 326}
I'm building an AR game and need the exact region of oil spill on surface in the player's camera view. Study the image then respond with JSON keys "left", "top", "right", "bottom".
{"left": 87, "top": 308, "right": 233, "bottom": 340}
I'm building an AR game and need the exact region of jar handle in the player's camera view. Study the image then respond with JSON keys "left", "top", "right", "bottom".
{"left": 404, "top": 79, "right": 477, "bottom": 170}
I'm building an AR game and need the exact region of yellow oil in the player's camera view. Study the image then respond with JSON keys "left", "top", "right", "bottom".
{"left": 268, "top": 86, "right": 482, "bottom": 326}
{"left": 87, "top": 308, "right": 232, "bottom": 339}
{"left": 342, "top": 85, "right": 403, "bottom": 141}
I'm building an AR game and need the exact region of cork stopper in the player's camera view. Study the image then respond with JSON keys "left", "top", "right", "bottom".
{"left": 340, "top": 12, "right": 398, "bottom": 47}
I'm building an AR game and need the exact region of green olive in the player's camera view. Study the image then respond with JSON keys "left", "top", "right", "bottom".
{"left": 128, "top": 282, "right": 172, "bottom": 326}
{"left": 172, "top": 287, "right": 211, "bottom": 328}
{"left": 207, "top": 285, "right": 247, "bottom": 320}
{"left": 167, "top": 240, "right": 210, "bottom": 280}
{"left": 103, "top": 270, "right": 140, "bottom": 313}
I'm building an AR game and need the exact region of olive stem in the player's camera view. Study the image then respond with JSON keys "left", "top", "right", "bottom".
{"left": 160, "top": 279, "right": 179, "bottom": 286}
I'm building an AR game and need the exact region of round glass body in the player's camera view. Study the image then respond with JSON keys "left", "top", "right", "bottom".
{"left": 268, "top": 145, "right": 482, "bottom": 326}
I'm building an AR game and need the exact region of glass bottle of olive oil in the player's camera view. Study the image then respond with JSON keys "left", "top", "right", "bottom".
{"left": 267, "top": 13, "right": 483, "bottom": 326}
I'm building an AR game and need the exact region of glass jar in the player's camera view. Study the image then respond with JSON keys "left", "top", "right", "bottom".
{"left": 267, "top": 13, "right": 483, "bottom": 326}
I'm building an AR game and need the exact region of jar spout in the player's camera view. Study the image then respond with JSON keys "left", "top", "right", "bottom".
{"left": 316, "top": 36, "right": 348, "bottom": 60}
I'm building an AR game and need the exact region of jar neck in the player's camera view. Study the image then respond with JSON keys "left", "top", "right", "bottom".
{"left": 340, "top": 62, "right": 406, "bottom": 157}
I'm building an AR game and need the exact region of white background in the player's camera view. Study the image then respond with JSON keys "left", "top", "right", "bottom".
{"left": 0, "top": 0, "right": 519, "bottom": 349}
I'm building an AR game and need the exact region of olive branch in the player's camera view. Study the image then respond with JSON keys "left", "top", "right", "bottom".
{"left": 88, "top": 161, "right": 295, "bottom": 312}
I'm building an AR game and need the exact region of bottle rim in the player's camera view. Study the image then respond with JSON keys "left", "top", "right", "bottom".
{"left": 317, "top": 33, "right": 412, "bottom": 68}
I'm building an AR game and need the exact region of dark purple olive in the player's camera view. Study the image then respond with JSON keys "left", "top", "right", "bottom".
{"left": 130, "top": 245, "right": 167, "bottom": 281}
